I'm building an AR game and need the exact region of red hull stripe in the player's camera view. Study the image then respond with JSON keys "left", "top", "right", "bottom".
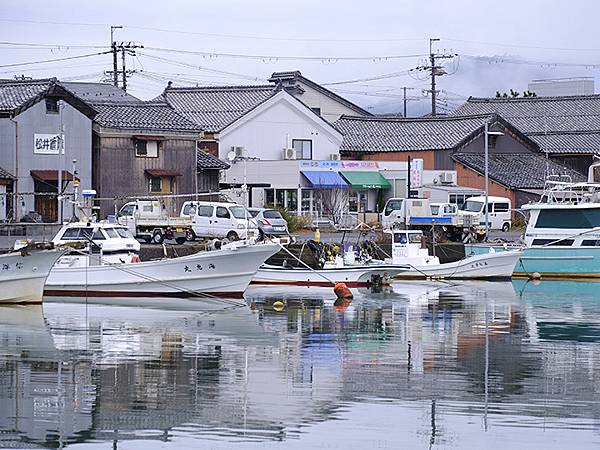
{"left": 43, "top": 289, "right": 245, "bottom": 299}
{"left": 250, "top": 280, "right": 369, "bottom": 288}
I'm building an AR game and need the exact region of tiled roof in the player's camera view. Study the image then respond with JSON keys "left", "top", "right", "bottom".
{"left": 269, "top": 71, "right": 372, "bottom": 116}
{"left": 61, "top": 82, "right": 141, "bottom": 103}
{"left": 453, "top": 95, "right": 600, "bottom": 154}
{"left": 161, "top": 85, "right": 276, "bottom": 132}
{"left": 92, "top": 101, "right": 202, "bottom": 133}
{"left": 335, "top": 114, "right": 497, "bottom": 153}
{"left": 0, "top": 166, "right": 14, "bottom": 180}
{"left": 0, "top": 79, "right": 54, "bottom": 111}
{"left": 197, "top": 151, "right": 229, "bottom": 170}
{"left": 452, "top": 152, "right": 586, "bottom": 189}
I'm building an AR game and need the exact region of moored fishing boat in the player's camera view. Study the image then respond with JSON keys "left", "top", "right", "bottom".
{"left": 0, "top": 244, "right": 65, "bottom": 304}
{"left": 253, "top": 263, "right": 407, "bottom": 287}
{"left": 45, "top": 221, "right": 280, "bottom": 298}
{"left": 385, "top": 229, "right": 522, "bottom": 280}
{"left": 514, "top": 163, "right": 600, "bottom": 279}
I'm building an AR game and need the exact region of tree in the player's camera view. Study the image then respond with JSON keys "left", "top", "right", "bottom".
{"left": 313, "top": 188, "right": 349, "bottom": 225}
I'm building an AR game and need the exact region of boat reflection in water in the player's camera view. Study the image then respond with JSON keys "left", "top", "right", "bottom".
{"left": 1, "top": 281, "right": 600, "bottom": 448}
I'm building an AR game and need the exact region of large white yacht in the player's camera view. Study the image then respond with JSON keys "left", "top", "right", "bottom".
{"left": 515, "top": 160, "right": 600, "bottom": 278}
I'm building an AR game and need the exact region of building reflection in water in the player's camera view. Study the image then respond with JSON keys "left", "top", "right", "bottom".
{"left": 0, "top": 280, "right": 599, "bottom": 447}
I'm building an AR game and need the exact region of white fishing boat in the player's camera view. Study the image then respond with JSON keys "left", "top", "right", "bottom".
{"left": 253, "top": 263, "right": 407, "bottom": 287}
{"left": 45, "top": 222, "right": 280, "bottom": 299}
{"left": 0, "top": 244, "right": 65, "bottom": 304}
{"left": 378, "top": 229, "right": 522, "bottom": 280}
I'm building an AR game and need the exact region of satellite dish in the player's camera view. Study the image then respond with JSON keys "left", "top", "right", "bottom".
{"left": 227, "top": 151, "right": 236, "bottom": 162}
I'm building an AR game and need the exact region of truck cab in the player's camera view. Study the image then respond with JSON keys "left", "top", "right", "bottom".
{"left": 381, "top": 198, "right": 429, "bottom": 229}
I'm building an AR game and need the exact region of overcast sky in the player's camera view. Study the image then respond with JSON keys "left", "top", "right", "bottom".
{"left": 1, "top": 0, "right": 598, "bottom": 115}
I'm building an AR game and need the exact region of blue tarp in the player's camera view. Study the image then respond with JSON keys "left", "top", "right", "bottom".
{"left": 301, "top": 171, "right": 348, "bottom": 189}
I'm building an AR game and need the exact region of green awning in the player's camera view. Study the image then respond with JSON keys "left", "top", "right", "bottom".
{"left": 340, "top": 171, "right": 391, "bottom": 189}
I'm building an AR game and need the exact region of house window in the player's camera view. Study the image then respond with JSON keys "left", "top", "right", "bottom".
{"left": 292, "top": 139, "right": 312, "bottom": 160}
{"left": 149, "top": 176, "right": 162, "bottom": 192}
{"left": 136, "top": 140, "right": 159, "bottom": 158}
{"left": 45, "top": 98, "right": 59, "bottom": 114}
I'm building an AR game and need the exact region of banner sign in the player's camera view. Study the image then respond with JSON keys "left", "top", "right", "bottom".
{"left": 34, "top": 134, "right": 64, "bottom": 155}
{"left": 298, "top": 160, "right": 379, "bottom": 170}
{"left": 410, "top": 158, "right": 423, "bottom": 188}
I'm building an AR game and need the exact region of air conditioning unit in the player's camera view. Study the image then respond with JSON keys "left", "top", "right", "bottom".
{"left": 231, "top": 146, "right": 245, "bottom": 158}
{"left": 329, "top": 153, "right": 341, "bottom": 161}
{"left": 439, "top": 172, "right": 455, "bottom": 184}
{"left": 283, "top": 148, "right": 297, "bottom": 160}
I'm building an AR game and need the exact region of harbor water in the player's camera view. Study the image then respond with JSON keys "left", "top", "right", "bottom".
{"left": 1, "top": 280, "right": 600, "bottom": 449}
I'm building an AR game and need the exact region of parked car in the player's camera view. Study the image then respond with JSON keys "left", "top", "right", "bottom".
{"left": 180, "top": 201, "right": 257, "bottom": 240}
{"left": 248, "top": 208, "right": 289, "bottom": 239}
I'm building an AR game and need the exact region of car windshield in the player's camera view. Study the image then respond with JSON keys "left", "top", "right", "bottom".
{"left": 230, "top": 206, "right": 249, "bottom": 219}
{"left": 461, "top": 200, "right": 483, "bottom": 212}
{"left": 263, "top": 210, "right": 282, "bottom": 219}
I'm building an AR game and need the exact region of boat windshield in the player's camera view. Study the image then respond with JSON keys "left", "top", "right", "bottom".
{"left": 430, "top": 205, "right": 440, "bottom": 215}
{"left": 230, "top": 206, "right": 250, "bottom": 219}
{"left": 461, "top": 200, "right": 483, "bottom": 213}
{"left": 115, "top": 228, "right": 135, "bottom": 239}
{"left": 104, "top": 228, "right": 120, "bottom": 238}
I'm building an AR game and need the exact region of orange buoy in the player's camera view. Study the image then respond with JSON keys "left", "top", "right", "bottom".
{"left": 334, "top": 282, "right": 353, "bottom": 299}
{"left": 334, "top": 297, "right": 352, "bottom": 312}
{"left": 131, "top": 255, "right": 141, "bottom": 263}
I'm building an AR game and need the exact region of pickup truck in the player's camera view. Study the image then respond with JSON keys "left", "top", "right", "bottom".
{"left": 117, "top": 200, "right": 193, "bottom": 244}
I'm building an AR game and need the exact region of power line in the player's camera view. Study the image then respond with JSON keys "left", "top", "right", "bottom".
{"left": 143, "top": 46, "right": 427, "bottom": 62}
{"left": 0, "top": 51, "right": 111, "bottom": 69}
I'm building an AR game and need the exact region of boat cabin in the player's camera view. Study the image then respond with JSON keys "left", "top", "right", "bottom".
{"left": 388, "top": 230, "right": 439, "bottom": 266}
{"left": 52, "top": 222, "right": 140, "bottom": 267}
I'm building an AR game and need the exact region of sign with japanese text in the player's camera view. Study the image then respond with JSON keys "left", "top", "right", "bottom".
{"left": 34, "top": 134, "right": 64, "bottom": 155}
{"left": 410, "top": 158, "right": 423, "bottom": 188}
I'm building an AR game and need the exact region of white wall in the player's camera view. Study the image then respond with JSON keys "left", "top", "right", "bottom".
{"left": 219, "top": 93, "right": 342, "bottom": 162}
{"left": 294, "top": 82, "right": 365, "bottom": 123}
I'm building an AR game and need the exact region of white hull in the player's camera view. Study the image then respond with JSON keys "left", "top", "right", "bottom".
{"left": 394, "top": 250, "right": 523, "bottom": 280}
{"left": 253, "top": 264, "right": 406, "bottom": 287}
{"left": 0, "top": 249, "right": 64, "bottom": 304}
{"left": 45, "top": 242, "right": 280, "bottom": 299}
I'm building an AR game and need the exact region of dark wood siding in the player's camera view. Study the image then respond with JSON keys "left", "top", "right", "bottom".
{"left": 197, "top": 170, "right": 220, "bottom": 193}
{"left": 96, "top": 135, "right": 197, "bottom": 217}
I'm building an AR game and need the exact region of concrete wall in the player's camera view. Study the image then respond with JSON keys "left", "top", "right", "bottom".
{"left": 219, "top": 99, "right": 341, "bottom": 162}
{"left": 1, "top": 100, "right": 92, "bottom": 219}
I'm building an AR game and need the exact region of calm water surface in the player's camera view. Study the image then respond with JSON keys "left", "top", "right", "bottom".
{"left": 1, "top": 280, "right": 600, "bottom": 449}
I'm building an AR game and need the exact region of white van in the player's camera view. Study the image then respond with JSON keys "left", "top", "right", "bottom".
{"left": 459, "top": 196, "right": 511, "bottom": 232}
{"left": 180, "top": 201, "right": 258, "bottom": 240}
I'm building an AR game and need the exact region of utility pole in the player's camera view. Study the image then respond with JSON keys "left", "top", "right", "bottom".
{"left": 110, "top": 26, "right": 123, "bottom": 87}
{"left": 401, "top": 87, "right": 415, "bottom": 117}
{"left": 420, "top": 38, "right": 455, "bottom": 116}
{"left": 121, "top": 46, "right": 127, "bottom": 91}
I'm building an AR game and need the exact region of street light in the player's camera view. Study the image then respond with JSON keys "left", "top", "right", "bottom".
{"left": 484, "top": 122, "right": 504, "bottom": 239}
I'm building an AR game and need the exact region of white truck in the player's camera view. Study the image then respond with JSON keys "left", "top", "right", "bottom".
{"left": 117, "top": 200, "right": 193, "bottom": 245}
{"left": 381, "top": 198, "right": 482, "bottom": 242}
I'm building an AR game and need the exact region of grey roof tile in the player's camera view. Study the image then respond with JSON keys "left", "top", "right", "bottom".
{"left": 453, "top": 95, "right": 600, "bottom": 154}
{"left": 335, "top": 115, "right": 495, "bottom": 153}
{"left": 197, "top": 151, "right": 229, "bottom": 170}
{"left": 92, "top": 101, "right": 202, "bottom": 133}
{"left": 0, "top": 79, "right": 54, "bottom": 111}
{"left": 161, "top": 85, "right": 276, "bottom": 132}
{"left": 61, "top": 82, "right": 141, "bottom": 103}
{"left": 452, "top": 152, "right": 586, "bottom": 189}
{"left": 0, "top": 166, "right": 14, "bottom": 179}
